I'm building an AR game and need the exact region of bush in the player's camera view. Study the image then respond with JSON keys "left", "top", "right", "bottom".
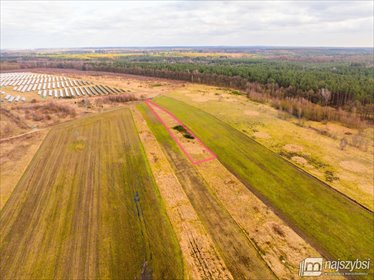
{"left": 173, "top": 125, "right": 195, "bottom": 139}
{"left": 183, "top": 134, "right": 194, "bottom": 139}
{"left": 101, "top": 94, "right": 138, "bottom": 103}
{"left": 15, "top": 102, "right": 76, "bottom": 121}
{"left": 272, "top": 224, "right": 285, "bottom": 237}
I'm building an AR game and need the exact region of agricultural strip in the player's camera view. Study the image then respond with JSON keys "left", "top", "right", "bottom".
{"left": 132, "top": 108, "right": 232, "bottom": 279}
{"left": 138, "top": 103, "right": 276, "bottom": 280}
{"left": 153, "top": 96, "right": 374, "bottom": 278}
{"left": 0, "top": 109, "right": 183, "bottom": 279}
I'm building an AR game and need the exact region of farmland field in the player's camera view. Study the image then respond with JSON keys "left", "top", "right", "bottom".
{"left": 151, "top": 96, "right": 373, "bottom": 277}
{"left": 138, "top": 103, "right": 277, "bottom": 279}
{"left": 1, "top": 1, "right": 374, "bottom": 278}
{"left": 0, "top": 69, "right": 372, "bottom": 279}
{"left": 164, "top": 84, "right": 374, "bottom": 211}
{"left": 0, "top": 108, "right": 183, "bottom": 279}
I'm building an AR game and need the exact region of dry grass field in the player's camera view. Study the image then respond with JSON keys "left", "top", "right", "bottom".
{"left": 0, "top": 108, "right": 183, "bottom": 279}
{"left": 0, "top": 131, "right": 48, "bottom": 209}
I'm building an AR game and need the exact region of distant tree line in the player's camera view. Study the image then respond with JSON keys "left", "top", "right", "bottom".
{"left": 12, "top": 54, "right": 374, "bottom": 122}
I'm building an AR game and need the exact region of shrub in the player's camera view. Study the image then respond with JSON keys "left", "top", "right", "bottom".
{"left": 101, "top": 94, "right": 138, "bottom": 103}
{"left": 15, "top": 102, "right": 76, "bottom": 121}
{"left": 173, "top": 125, "right": 195, "bottom": 139}
{"left": 272, "top": 224, "right": 285, "bottom": 237}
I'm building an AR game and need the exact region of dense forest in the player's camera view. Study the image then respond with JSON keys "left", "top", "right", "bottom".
{"left": 2, "top": 48, "right": 373, "bottom": 122}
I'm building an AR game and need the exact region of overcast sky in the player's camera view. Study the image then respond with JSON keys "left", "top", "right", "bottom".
{"left": 1, "top": 0, "right": 373, "bottom": 49}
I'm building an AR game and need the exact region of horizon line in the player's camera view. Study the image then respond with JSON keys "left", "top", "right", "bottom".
{"left": 1, "top": 45, "right": 374, "bottom": 51}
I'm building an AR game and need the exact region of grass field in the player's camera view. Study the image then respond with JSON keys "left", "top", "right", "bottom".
{"left": 0, "top": 108, "right": 183, "bottom": 279}
{"left": 138, "top": 103, "right": 276, "bottom": 279}
{"left": 165, "top": 84, "right": 373, "bottom": 210}
{"left": 153, "top": 96, "right": 373, "bottom": 278}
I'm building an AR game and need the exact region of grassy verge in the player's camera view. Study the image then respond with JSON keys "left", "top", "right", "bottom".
{"left": 0, "top": 108, "right": 183, "bottom": 279}
{"left": 153, "top": 96, "right": 373, "bottom": 278}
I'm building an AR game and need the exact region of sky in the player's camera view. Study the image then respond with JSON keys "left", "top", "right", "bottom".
{"left": 1, "top": 0, "right": 373, "bottom": 49}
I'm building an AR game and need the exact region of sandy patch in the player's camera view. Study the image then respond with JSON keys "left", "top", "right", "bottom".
{"left": 244, "top": 110, "right": 259, "bottom": 117}
{"left": 339, "top": 161, "right": 367, "bottom": 173}
{"left": 254, "top": 131, "right": 271, "bottom": 139}
{"left": 283, "top": 144, "right": 304, "bottom": 153}
{"left": 291, "top": 156, "right": 308, "bottom": 166}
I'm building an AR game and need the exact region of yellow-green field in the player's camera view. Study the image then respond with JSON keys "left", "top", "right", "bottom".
{"left": 164, "top": 84, "right": 374, "bottom": 210}
{"left": 0, "top": 108, "right": 183, "bottom": 279}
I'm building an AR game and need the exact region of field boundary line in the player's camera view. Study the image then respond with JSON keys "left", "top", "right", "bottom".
{"left": 0, "top": 129, "right": 46, "bottom": 143}
{"left": 145, "top": 99, "right": 216, "bottom": 165}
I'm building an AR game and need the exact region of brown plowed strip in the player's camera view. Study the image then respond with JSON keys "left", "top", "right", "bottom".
{"left": 132, "top": 107, "right": 232, "bottom": 280}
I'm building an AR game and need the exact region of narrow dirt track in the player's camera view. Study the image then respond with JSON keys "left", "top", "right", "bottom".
{"left": 0, "top": 129, "right": 43, "bottom": 143}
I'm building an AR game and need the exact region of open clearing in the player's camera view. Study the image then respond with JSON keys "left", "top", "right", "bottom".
{"left": 0, "top": 108, "right": 183, "bottom": 279}
{"left": 152, "top": 96, "right": 373, "bottom": 278}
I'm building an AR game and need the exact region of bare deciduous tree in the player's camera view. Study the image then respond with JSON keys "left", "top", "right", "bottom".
{"left": 320, "top": 88, "right": 331, "bottom": 105}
